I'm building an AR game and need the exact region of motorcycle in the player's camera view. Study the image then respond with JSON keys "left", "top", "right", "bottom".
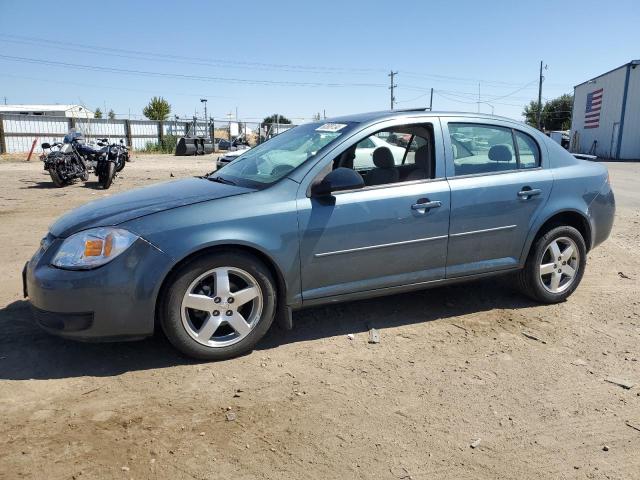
{"left": 110, "top": 138, "right": 129, "bottom": 173}
{"left": 40, "top": 141, "right": 88, "bottom": 187}
{"left": 40, "top": 130, "right": 128, "bottom": 189}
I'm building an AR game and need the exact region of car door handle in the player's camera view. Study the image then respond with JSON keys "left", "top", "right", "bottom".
{"left": 411, "top": 200, "right": 442, "bottom": 211}
{"left": 517, "top": 188, "right": 542, "bottom": 198}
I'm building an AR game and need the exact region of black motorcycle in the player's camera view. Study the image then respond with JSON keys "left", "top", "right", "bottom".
{"left": 41, "top": 131, "right": 127, "bottom": 189}
{"left": 40, "top": 141, "right": 87, "bottom": 187}
{"left": 110, "top": 139, "right": 129, "bottom": 173}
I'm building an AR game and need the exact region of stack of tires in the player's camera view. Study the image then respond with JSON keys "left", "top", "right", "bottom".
{"left": 175, "top": 137, "right": 214, "bottom": 156}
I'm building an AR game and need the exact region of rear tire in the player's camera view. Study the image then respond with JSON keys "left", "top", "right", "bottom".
{"left": 517, "top": 225, "right": 587, "bottom": 303}
{"left": 98, "top": 162, "right": 116, "bottom": 189}
{"left": 160, "top": 251, "right": 277, "bottom": 360}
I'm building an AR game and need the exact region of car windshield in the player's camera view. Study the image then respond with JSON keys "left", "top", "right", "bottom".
{"left": 209, "top": 121, "right": 357, "bottom": 188}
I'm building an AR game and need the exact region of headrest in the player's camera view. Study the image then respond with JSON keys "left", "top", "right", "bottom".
{"left": 488, "top": 144, "right": 512, "bottom": 162}
{"left": 414, "top": 145, "right": 429, "bottom": 167}
{"left": 372, "top": 147, "right": 395, "bottom": 168}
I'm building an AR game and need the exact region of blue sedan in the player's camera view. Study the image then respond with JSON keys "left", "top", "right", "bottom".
{"left": 24, "top": 110, "right": 615, "bottom": 360}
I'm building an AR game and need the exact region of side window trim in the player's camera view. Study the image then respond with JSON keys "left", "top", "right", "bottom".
{"left": 511, "top": 128, "right": 521, "bottom": 169}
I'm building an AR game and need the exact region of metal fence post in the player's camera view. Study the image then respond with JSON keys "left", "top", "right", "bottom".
{"left": 0, "top": 114, "right": 6, "bottom": 154}
{"left": 124, "top": 119, "right": 132, "bottom": 147}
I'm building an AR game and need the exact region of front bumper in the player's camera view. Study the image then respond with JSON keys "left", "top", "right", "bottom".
{"left": 24, "top": 236, "right": 173, "bottom": 341}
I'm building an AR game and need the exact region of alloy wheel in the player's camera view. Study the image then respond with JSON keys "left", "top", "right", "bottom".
{"left": 181, "top": 267, "right": 263, "bottom": 347}
{"left": 539, "top": 236, "right": 580, "bottom": 294}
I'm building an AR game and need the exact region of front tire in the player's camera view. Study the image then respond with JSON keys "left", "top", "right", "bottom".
{"left": 115, "top": 154, "right": 126, "bottom": 172}
{"left": 160, "top": 251, "right": 277, "bottom": 360}
{"left": 517, "top": 225, "right": 587, "bottom": 303}
{"left": 48, "top": 168, "right": 66, "bottom": 187}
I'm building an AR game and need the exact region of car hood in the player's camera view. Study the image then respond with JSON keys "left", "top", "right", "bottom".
{"left": 50, "top": 177, "right": 253, "bottom": 238}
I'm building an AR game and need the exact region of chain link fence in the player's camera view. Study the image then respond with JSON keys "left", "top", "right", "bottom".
{"left": 0, "top": 113, "right": 300, "bottom": 153}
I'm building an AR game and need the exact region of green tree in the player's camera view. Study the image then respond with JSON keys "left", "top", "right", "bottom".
{"left": 143, "top": 96, "right": 171, "bottom": 121}
{"left": 261, "top": 114, "right": 292, "bottom": 126}
{"left": 94, "top": 108, "right": 103, "bottom": 119}
{"left": 543, "top": 94, "right": 573, "bottom": 131}
{"left": 522, "top": 100, "right": 541, "bottom": 128}
{"left": 522, "top": 94, "right": 573, "bottom": 131}
{"left": 108, "top": 109, "right": 116, "bottom": 120}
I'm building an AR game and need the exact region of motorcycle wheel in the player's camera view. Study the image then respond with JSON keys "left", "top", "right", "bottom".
{"left": 98, "top": 162, "right": 116, "bottom": 189}
{"left": 115, "top": 155, "right": 126, "bottom": 172}
{"left": 48, "top": 168, "right": 67, "bottom": 187}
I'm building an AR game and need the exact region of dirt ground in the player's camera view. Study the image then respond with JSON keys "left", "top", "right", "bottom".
{"left": 0, "top": 154, "right": 638, "bottom": 480}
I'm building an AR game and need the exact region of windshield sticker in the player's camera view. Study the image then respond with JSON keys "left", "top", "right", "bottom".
{"left": 315, "top": 123, "right": 347, "bottom": 132}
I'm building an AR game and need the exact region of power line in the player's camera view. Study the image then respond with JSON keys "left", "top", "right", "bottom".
{"left": 0, "top": 54, "right": 387, "bottom": 89}
{"left": 0, "top": 72, "right": 236, "bottom": 99}
{"left": 396, "top": 91, "right": 431, "bottom": 104}
{"left": 0, "top": 34, "right": 386, "bottom": 75}
{"left": 433, "top": 90, "right": 525, "bottom": 108}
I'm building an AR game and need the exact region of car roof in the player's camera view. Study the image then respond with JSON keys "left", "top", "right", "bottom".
{"left": 327, "top": 109, "right": 525, "bottom": 126}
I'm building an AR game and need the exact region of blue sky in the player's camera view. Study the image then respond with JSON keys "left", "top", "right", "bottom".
{"left": 0, "top": 0, "right": 638, "bottom": 123}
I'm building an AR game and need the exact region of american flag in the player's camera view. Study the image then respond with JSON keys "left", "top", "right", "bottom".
{"left": 584, "top": 88, "right": 603, "bottom": 129}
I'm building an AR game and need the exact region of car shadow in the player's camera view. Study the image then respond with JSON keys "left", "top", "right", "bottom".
{"left": 0, "top": 277, "right": 536, "bottom": 381}
{"left": 258, "top": 277, "right": 535, "bottom": 350}
{"left": 0, "top": 300, "right": 193, "bottom": 380}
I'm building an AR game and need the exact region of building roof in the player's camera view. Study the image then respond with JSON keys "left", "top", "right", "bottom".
{"left": 574, "top": 60, "right": 640, "bottom": 89}
{"left": 0, "top": 104, "right": 92, "bottom": 113}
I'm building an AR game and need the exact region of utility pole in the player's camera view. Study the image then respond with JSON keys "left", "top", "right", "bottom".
{"left": 477, "top": 82, "right": 481, "bottom": 113}
{"left": 388, "top": 70, "right": 398, "bottom": 110}
{"left": 200, "top": 98, "right": 208, "bottom": 138}
{"left": 429, "top": 88, "right": 433, "bottom": 111}
{"left": 537, "top": 60, "right": 544, "bottom": 130}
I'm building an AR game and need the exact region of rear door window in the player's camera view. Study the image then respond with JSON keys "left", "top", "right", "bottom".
{"left": 449, "top": 124, "right": 517, "bottom": 175}
{"left": 449, "top": 123, "right": 541, "bottom": 175}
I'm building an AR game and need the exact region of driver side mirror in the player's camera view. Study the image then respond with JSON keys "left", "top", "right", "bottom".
{"left": 311, "top": 167, "right": 364, "bottom": 196}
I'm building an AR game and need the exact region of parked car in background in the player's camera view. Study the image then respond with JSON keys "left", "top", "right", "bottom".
{"left": 25, "top": 110, "right": 615, "bottom": 361}
{"left": 216, "top": 144, "right": 251, "bottom": 169}
{"left": 215, "top": 137, "right": 251, "bottom": 152}
{"left": 353, "top": 133, "right": 410, "bottom": 169}
{"left": 214, "top": 138, "right": 231, "bottom": 151}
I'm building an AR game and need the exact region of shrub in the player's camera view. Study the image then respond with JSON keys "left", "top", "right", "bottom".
{"left": 143, "top": 135, "right": 179, "bottom": 154}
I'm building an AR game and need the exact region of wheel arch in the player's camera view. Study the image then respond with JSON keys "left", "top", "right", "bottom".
{"left": 153, "top": 243, "right": 289, "bottom": 329}
{"left": 522, "top": 209, "right": 592, "bottom": 263}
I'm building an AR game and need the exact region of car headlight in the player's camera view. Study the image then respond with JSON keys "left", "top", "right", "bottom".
{"left": 51, "top": 227, "right": 139, "bottom": 270}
